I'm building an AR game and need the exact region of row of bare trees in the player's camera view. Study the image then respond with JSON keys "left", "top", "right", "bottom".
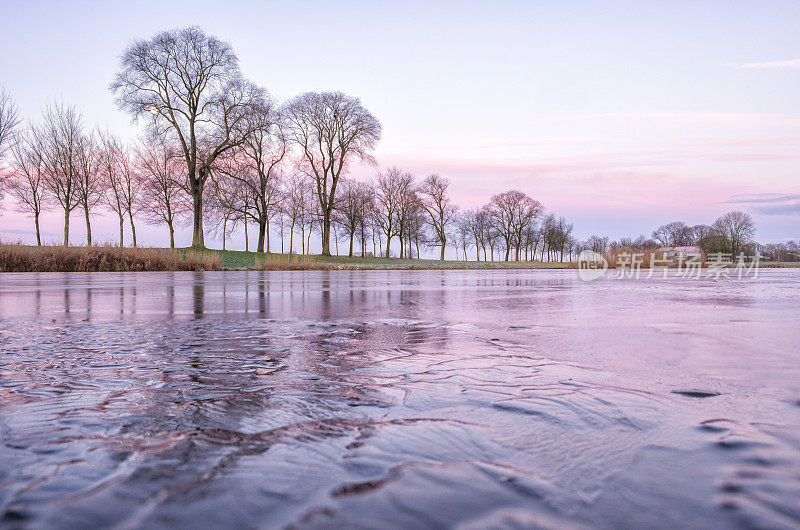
{"left": 0, "top": 98, "right": 192, "bottom": 247}
{"left": 109, "top": 27, "right": 381, "bottom": 253}
{"left": 574, "top": 211, "right": 759, "bottom": 260}
{"left": 0, "top": 27, "right": 768, "bottom": 261}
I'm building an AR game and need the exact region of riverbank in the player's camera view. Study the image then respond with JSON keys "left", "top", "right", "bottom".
{"left": 0, "top": 244, "right": 574, "bottom": 272}
{"left": 3, "top": 244, "right": 795, "bottom": 273}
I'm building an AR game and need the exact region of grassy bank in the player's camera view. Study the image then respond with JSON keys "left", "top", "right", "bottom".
{"left": 204, "top": 248, "right": 574, "bottom": 271}
{"left": 0, "top": 244, "right": 574, "bottom": 272}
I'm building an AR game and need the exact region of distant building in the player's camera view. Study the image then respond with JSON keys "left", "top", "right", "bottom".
{"left": 657, "top": 246, "right": 704, "bottom": 264}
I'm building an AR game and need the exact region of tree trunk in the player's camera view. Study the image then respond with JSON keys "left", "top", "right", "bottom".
{"left": 244, "top": 217, "right": 249, "bottom": 252}
{"left": 128, "top": 211, "right": 137, "bottom": 248}
{"left": 190, "top": 175, "right": 205, "bottom": 248}
{"left": 84, "top": 204, "right": 92, "bottom": 246}
{"left": 222, "top": 218, "right": 227, "bottom": 251}
{"left": 257, "top": 217, "right": 266, "bottom": 253}
{"left": 168, "top": 221, "right": 175, "bottom": 249}
{"left": 321, "top": 209, "right": 331, "bottom": 256}
{"left": 118, "top": 214, "right": 125, "bottom": 247}
{"left": 63, "top": 208, "right": 70, "bottom": 246}
{"left": 348, "top": 232, "right": 354, "bottom": 257}
{"left": 35, "top": 213, "right": 42, "bottom": 246}
{"left": 266, "top": 218, "right": 270, "bottom": 253}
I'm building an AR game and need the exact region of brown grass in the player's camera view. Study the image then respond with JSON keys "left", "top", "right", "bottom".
{"left": 0, "top": 244, "right": 219, "bottom": 272}
{"left": 603, "top": 246, "right": 706, "bottom": 269}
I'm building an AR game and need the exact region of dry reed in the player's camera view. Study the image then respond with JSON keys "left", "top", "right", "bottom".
{"left": 0, "top": 244, "right": 219, "bottom": 272}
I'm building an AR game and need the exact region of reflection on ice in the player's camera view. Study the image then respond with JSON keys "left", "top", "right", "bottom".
{"left": 1, "top": 270, "right": 799, "bottom": 528}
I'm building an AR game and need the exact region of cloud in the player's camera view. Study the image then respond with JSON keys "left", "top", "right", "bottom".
{"left": 0, "top": 228, "right": 58, "bottom": 236}
{"left": 738, "top": 58, "right": 800, "bottom": 69}
{"left": 727, "top": 193, "right": 800, "bottom": 204}
{"left": 725, "top": 193, "right": 800, "bottom": 215}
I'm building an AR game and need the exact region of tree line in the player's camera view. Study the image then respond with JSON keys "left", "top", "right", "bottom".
{"left": 0, "top": 27, "right": 782, "bottom": 262}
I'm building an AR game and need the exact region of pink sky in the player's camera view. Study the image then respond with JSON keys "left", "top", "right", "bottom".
{"left": 1, "top": 1, "right": 798, "bottom": 251}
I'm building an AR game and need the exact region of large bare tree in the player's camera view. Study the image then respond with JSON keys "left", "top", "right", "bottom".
{"left": 111, "top": 26, "right": 260, "bottom": 248}
{"left": 285, "top": 91, "right": 381, "bottom": 256}
{"left": 418, "top": 174, "right": 457, "bottom": 260}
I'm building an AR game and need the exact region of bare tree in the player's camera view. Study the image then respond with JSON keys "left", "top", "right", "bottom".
{"left": 335, "top": 179, "right": 373, "bottom": 257}
{"left": 418, "top": 174, "right": 456, "bottom": 260}
{"left": 395, "top": 175, "right": 420, "bottom": 259}
{"left": 374, "top": 167, "right": 411, "bottom": 257}
{"left": 355, "top": 185, "right": 375, "bottom": 257}
{"left": 98, "top": 131, "right": 141, "bottom": 247}
{"left": 111, "top": 26, "right": 261, "bottom": 248}
{"left": 74, "top": 130, "right": 102, "bottom": 245}
{"left": 0, "top": 86, "right": 21, "bottom": 202}
{"left": 136, "top": 135, "right": 188, "bottom": 248}
{"left": 285, "top": 91, "right": 381, "bottom": 256}
{"left": 299, "top": 183, "right": 320, "bottom": 255}
{"left": 8, "top": 125, "right": 49, "bottom": 245}
{"left": 283, "top": 174, "right": 312, "bottom": 255}
{"left": 40, "top": 102, "right": 83, "bottom": 246}
{"left": 207, "top": 173, "right": 248, "bottom": 251}
{"left": 586, "top": 235, "right": 609, "bottom": 254}
{"left": 98, "top": 131, "right": 127, "bottom": 245}
{"left": 451, "top": 213, "right": 472, "bottom": 261}
{"left": 652, "top": 221, "right": 694, "bottom": 247}
{"left": 0, "top": 86, "right": 19, "bottom": 156}
{"left": 487, "top": 189, "right": 543, "bottom": 261}
{"left": 546, "top": 216, "right": 573, "bottom": 262}
{"left": 465, "top": 208, "right": 485, "bottom": 261}
{"left": 216, "top": 95, "right": 286, "bottom": 252}
{"left": 713, "top": 210, "right": 755, "bottom": 257}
